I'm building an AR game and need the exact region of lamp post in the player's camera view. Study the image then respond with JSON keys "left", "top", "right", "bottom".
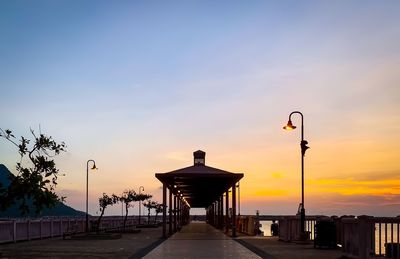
{"left": 283, "top": 111, "right": 309, "bottom": 237}
{"left": 138, "top": 186, "right": 144, "bottom": 225}
{"left": 86, "top": 159, "right": 97, "bottom": 232}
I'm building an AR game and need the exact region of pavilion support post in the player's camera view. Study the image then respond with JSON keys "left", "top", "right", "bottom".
{"left": 206, "top": 206, "right": 208, "bottom": 223}
{"left": 220, "top": 195, "right": 224, "bottom": 229}
{"left": 181, "top": 200, "right": 183, "bottom": 225}
{"left": 207, "top": 206, "right": 211, "bottom": 224}
{"left": 217, "top": 198, "right": 220, "bottom": 228}
{"left": 215, "top": 202, "right": 218, "bottom": 227}
{"left": 162, "top": 183, "right": 167, "bottom": 238}
{"left": 177, "top": 198, "right": 180, "bottom": 230}
{"left": 217, "top": 197, "right": 220, "bottom": 229}
{"left": 210, "top": 205, "right": 213, "bottom": 225}
{"left": 216, "top": 199, "right": 219, "bottom": 228}
{"left": 213, "top": 202, "right": 216, "bottom": 227}
{"left": 232, "top": 183, "right": 237, "bottom": 237}
{"left": 168, "top": 188, "right": 172, "bottom": 236}
{"left": 225, "top": 190, "right": 229, "bottom": 233}
{"left": 174, "top": 195, "right": 177, "bottom": 232}
{"left": 215, "top": 201, "right": 218, "bottom": 227}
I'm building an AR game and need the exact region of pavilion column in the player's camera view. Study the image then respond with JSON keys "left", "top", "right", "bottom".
{"left": 207, "top": 206, "right": 211, "bottom": 224}
{"left": 232, "top": 183, "right": 237, "bottom": 237}
{"left": 184, "top": 205, "right": 189, "bottom": 225}
{"left": 181, "top": 200, "right": 184, "bottom": 225}
{"left": 217, "top": 198, "right": 220, "bottom": 228}
{"left": 216, "top": 200, "right": 219, "bottom": 228}
{"left": 162, "top": 183, "right": 167, "bottom": 238}
{"left": 219, "top": 195, "right": 224, "bottom": 229}
{"left": 177, "top": 198, "right": 180, "bottom": 229}
{"left": 216, "top": 197, "right": 220, "bottom": 228}
{"left": 225, "top": 190, "right": 229, "bottom": 232}
{"left": 215, "top": 201, "right": 218, "bottom": 227}
{"left": 169, "top": 188, "right": 172, "bottom": 236}
{"left": 174, "top": 194, "right": 177, "bottom": 232}
{"left": 213, "top": 202, "right": 216, "bottom": 226}
{"left": 214, "top": 201, "right": 218, "bottom": 227}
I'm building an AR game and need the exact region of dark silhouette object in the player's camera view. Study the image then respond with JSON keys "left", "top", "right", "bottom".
{"left": 0, "top": 128, "right": 66, "bottom": 215}
{"left": 86, "top": 159, "right": 97, "bottom": 232}
{"left": 120, "top": 189, "right": 137, "bottom": 231}
{"left": 137, "top": 192, "right": 152, "bottom": 225}
{"left": 0, "top": 164, "right": 85, "bottom": 217}
{"left": 138, "top": 186, "right": 144, "bottom": 224}
{"left": 154, "top": 203, "right": 163, "bottom": 224}
{"left": 314, "top": 219, "right": 337, "bottom": 249}
{"left": 283, "top": 111, "right": 310, "bottom": 238}
{"left": 96, "top": 193, "right": 119, "bottom": 231}
{"left": 271, "top": 220, "right": 279, "bottom": 236}
{"left": 143, "top": 200, "right": 157, "bottom": 224}
{"left": 386, "top": 243, "right": 399, "bottom": 259}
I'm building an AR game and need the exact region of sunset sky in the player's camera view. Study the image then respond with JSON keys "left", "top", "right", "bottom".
{"left": 1, "top": 1, "right": 399, "bottom": 217}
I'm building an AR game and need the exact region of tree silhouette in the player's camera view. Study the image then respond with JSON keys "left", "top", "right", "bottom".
{"left": 154, "top": 202, "right": 164, "bottom": 224}
{"left": 143, "top": 200, "right": 158, "bottom": 224}
{"left": 120, "top": 189, "right": 137, "bottom": 231}
{"left": 136, "top": 192, "right": 152, "bottom": 224}
{"left": 0, "top": 128, "right": 66, "bottom": 215}
{"left": 96, "top": 193, "right": 118, "bottom": 231}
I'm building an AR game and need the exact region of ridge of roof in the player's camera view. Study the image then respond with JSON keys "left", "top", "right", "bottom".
{"left": 160, "top": 164, "right": 238, "bottom": 175}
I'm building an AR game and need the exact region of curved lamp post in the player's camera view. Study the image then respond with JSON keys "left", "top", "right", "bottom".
{"left": 138, "top": 186, "right": 144, "bottom": 225}
{"left": 283, "top": 111, "right": 309, "bottom": 237}
{"left": 86, "top": 159, "right": 97, "bottom": 232}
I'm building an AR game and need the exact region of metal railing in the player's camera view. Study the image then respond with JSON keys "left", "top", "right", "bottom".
{"left": 375, "top": 218, "right": 400, "bottom": 258}
{"left": 0, "top": 216, "right": 142, "bottom": 244}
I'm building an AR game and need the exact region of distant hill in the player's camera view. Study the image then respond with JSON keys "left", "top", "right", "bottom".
{"left": 0, "top": 164, "right": 85, "bottom": 218}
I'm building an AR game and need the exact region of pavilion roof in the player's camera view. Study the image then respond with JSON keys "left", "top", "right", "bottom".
{"left": 155, "top": 162, "right": 243, "bottom": 208}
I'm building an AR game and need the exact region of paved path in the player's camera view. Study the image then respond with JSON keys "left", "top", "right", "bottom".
{"left": 143, "top": 221, "right": 261, "bottom": 259}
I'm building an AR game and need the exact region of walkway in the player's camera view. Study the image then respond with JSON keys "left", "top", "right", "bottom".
{"left": 143, "top": 221, "right": 261, "bottom": 259}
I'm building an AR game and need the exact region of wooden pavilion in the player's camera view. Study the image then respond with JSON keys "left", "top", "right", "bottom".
{"left": 155, "top": 150, "right": 244, "bottom": 238}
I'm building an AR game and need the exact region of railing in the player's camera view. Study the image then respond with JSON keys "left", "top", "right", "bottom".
{"left": 276, "top": 216, "right": 318, "bottom": 241}
{"left": 277, "top": 215, "right": 400, "bottom": 259}
{"left": 0, "top": 216, "right": 143, "bottom": 244}
{"left": 374, "top": 217, "right": 400, "bottom": 258}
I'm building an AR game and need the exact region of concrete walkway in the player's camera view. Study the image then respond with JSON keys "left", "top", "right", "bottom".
{"left": 143, "top": 221, "right": 261, "bottom": 259}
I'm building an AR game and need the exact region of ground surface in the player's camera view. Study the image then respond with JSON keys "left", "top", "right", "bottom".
{"left": 0, "top": 222, "right": 349, "bottom": 259}
{"left": 0, "top": 227, "right": 162, "bottom": 259}
{"left": 237, "top": 236, "right": 347, "bottom": 259}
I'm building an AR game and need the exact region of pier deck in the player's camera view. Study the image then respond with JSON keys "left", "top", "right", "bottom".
{"left": 0, "top": 221, "right": 347, "bottom": 259}
{"left": 144, "top": 221, "right": 261, "bottom": 258}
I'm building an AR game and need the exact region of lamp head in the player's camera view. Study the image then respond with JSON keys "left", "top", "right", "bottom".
{"left": 91, "top": 162, "right": 97, "bottom": 170}
{"left": 283, "top": 120, "right": 296, "bottom": 130}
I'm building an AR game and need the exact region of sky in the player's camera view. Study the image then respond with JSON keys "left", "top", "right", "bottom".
{"left": 0, "top": 1, "right": 399, "bottom": 217}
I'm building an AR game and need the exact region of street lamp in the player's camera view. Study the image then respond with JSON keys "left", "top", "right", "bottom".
{"left": 283, "top": 111, "right": 309, "bottom": 237}
{"left": 86, "top": 159, "right": 97, "bottom": 232}
{"left": 138, "top": 186, "right": 144, "bottom": 225}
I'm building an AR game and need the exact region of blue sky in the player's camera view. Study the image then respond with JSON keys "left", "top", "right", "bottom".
{"left": 1, "top": 1, "right": 399, "bottom": 216}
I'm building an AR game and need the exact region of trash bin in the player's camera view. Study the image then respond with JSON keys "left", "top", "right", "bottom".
{"left": 314, "top": 219, "right": 336, "bottom": 248}
{"left": 385, "top": 243, "right": 399, "bottom": 259}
